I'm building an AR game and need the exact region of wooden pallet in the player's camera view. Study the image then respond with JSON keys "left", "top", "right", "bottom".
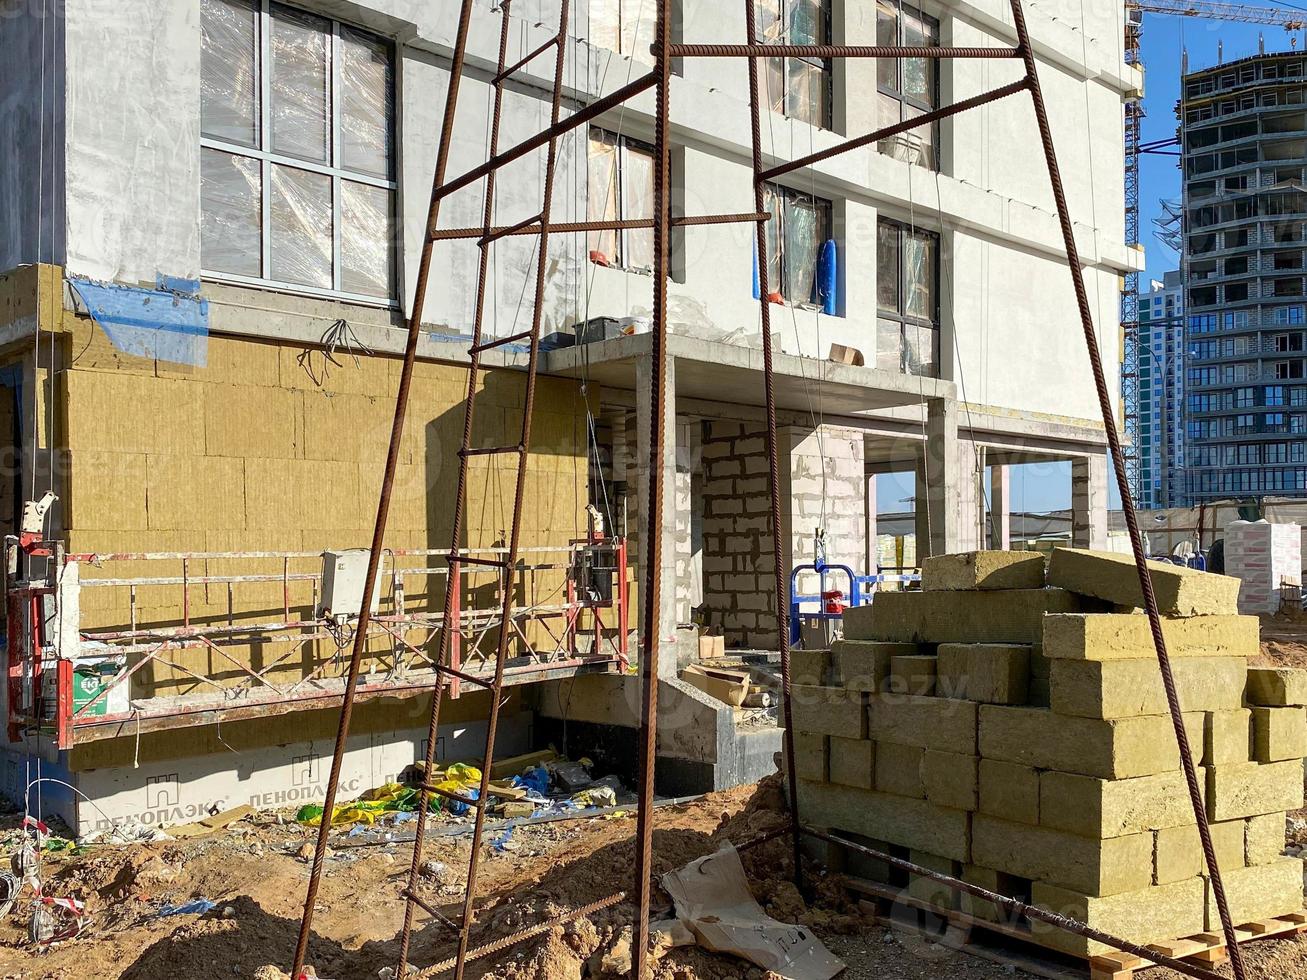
{"left": 1090, "top": 913, "right": 1307, "bottom": 979}
{"left": 844, "top": 875, "right": 1307, "bottom": 980}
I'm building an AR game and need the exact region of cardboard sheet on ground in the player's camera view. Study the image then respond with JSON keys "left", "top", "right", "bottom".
{"left": 661, "top": 845, "right": 845, "bottom": 979}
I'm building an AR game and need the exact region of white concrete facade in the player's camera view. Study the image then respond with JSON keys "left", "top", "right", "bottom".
{"left": 4, "top": 0, "right": 1133, "bottom": 634}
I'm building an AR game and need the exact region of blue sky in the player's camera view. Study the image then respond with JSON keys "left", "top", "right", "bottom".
{"left": 905, "top": 11, "right": 1302, "bottom": 519}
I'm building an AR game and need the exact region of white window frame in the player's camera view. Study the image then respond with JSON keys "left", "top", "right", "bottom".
{"left": 200, "top": 0, "right": 398, "bottom": 307}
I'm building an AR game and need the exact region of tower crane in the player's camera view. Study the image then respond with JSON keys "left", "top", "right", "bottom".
{"left": 1121, "top": 1, "right": 1305, "bottom": 507}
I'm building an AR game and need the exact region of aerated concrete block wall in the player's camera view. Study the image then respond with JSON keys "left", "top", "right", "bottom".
{"left": 788, "top": 549, "right": 1307, "bottom": 959}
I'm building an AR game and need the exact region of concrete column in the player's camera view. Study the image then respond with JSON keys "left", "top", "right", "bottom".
{"left": 990, "top": 464, "right": 1012, "bottom": 550}
{"left": 635, "top": 353, "right": 679, "bottom": 681}
{"left": 917, "top": 398, "right": 981, "bottom": 557}
{"left": 865, "top": 474, "right": 878, "bottom": 575}
{"left": 1072, "top": 454, "right": 1109, "bottom": 550}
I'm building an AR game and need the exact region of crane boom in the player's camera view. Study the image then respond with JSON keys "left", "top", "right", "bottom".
{"left": 1130, "top": 0, "right": 1305, "bottom": 29}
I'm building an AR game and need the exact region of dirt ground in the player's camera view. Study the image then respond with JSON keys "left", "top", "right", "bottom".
{"left": 0, "top": 772, "right": 1300, "bottom": 980}
{"left": 5, "top": 626, "right": 1307, "bottom": 980}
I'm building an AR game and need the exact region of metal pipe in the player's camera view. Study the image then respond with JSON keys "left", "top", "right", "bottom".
{"left": 290, "top": 1, "right": 479, "bottom": 975}
{"left": 1006, "top": 1, "right": 1247, "bottom": 977}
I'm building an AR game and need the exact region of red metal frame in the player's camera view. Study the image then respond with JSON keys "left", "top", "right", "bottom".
{"left": 2, "top": 541, "right": 629, "bottom": 751}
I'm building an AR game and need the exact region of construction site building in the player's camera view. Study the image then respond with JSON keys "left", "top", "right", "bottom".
{"left": 0, "top": 0, "right": 1136, "bottom": 834}
{"left": 1181, "top": 50, "right": 1307, "bottom": 502}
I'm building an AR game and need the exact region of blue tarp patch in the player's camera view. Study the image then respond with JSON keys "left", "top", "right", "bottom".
{"left": 68, "top": 277, "right": 209, "bottom": 368}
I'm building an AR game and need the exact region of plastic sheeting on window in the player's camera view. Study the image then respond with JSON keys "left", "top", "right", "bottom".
{"left": 784, "top": 196, "right": 820, "bottom": 304}
{"left": 342, "top": 181, "right": 394, "bottom": 298}
{"left": 587, "top": 130, "right": 620, "bottom": 264}
{"left": 201, "top": 0, "right": 260, "bottom": 147}
{"left": 201, "top": 148, "right": 262, "bottom": 278}
{"left": 590, "top": 0, "right": 655, "bottom": 65}
{"left": 270, "top": 164, "right": 332, "bottom": 288}
{"left": 270, "top": 4, "right": 330, "bottom": 164}
{"left": 341, "top": 27, "right": 394, "bottom": 178}
{"left": 69, "top": 277, "right": 209, "bottom": 368}
{"left": 622, "top": 143, "right": 655, "bottom": 271}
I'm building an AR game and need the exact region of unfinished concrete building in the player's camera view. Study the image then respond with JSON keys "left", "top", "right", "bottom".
{"left": 0, "top": 0, "right": 1135, "bottom": 833}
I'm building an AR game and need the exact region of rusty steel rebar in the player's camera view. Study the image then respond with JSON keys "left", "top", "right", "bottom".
{"left": 289, "top": 1, "right": 478, "bottom": 975}
{"left": 1004, "top": 0, "right": 1247, "bottom": 976}
{"left": 756, "top": 77, "right": 1030, "bottom": 184}
{"left": 740, "top": 0, "right": 805, "bottom": 896}
{"left": 429, "top": 211, "right": 771, "bottom": 242}
{"left": 395, "top": 3, "right": 515, "bottom": 974}
{"left": 630, "top": 0, "right": 676, "bottom": 975}
{"left": 808, "top": 829, "right": 1227, "bottom": 980}
{"left": 670, "top": 43, "right": 1021, "bottom": 59}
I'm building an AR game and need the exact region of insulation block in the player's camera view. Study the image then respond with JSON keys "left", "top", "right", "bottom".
{"left": 1247, "top": 667, "right": 1307, "bottom": 706}
{"left": 1046, "top": 548, "right": 1241, "bottom": 616}
{"left": 907, "top": 850, "right": 961, "bottom": 910}
{"left": 1206, "top": 760, "right": 1305, "bottom": 821}
{"left": 867, "top": 694, "right": 978, "bottom": 754}
{"left": 920, "top": 751, "right": 978, "bottom": 812}
{"left": 830, "top": 640, "right": 916, "bottom": 692}
{"left": 921, "top": 551, "right": 1047, "bottom": 591}
{"left": 1038, "top": 769, "right": 1201, "bottom": 839}
{"left": 979, "top": 759, "right": 1040, "bottom": 825}
{"left": 1042, "top": 613, "right": 1259, "bottom": 661}
{"left": 828, "top": 737, "right": 874, "bottom": 789}
{"left": 792, "top": 732, "right": 828, "bottom": 783}
{"left": 971, "top": 815, "right": 1153, "bottom": 897}
{"left": 1048, "top": 656, "right": 1246, "bottom": 720}
{"left": 888, "top": 654, "right": 938, "bottom": 696}
{"left": 843, "top": 588, "right": 1099, "bottom": 645}
{"left": 796, "top": 780, "right": 972, "bottom": 862}
{"left": 875, "top": 741, "right": 925, "bottom": 799}
{"left": 1153, "top": 821, "right": 1244, "bottom": 886}
{"left": 979, "top": 705, "right": 1204, "bottom": 780}
{"left": 1252, "top": 706, "right": 1307, "bottom": 763}
{"left": 1245, "top": 813, "right": 1287, "bottom": 866}
{"left": 790, "top": 650, "right": 830, "bottom": 688}
{"left": 1030, "top": 878, "right": 1206, "bottom": 958}
{"left": 790, "top": 684, "right": 866, "bottom": 739}
{"left": 1203, "top": 858, "right": 1304, "bottom": 929}
{"left": 1203, "top": 709, "right": 1253, "bottom": 766}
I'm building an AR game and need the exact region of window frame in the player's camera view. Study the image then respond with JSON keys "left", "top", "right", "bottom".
{"left": 877, "top": 216, "right": 941, "bottom": 378}
{"left": 200, "top": 0, "right": 398, "bottom": 306}
{"left": 587, "top": 127, "right": 658, "bottom": 273}
{"left": 757, "top": 0, "right": 834, "bottom": 130}
{"left": 876, "top": 1, "right": 941, "bottom": 171}
{"left": 762, "top": 181, "right": 834, "bottom": 307}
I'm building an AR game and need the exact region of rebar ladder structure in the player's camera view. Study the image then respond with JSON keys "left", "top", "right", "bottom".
{"left": 291, "top": 2, "right": 1256, "bottom": 978}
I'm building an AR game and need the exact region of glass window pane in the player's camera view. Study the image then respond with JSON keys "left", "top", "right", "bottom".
{"left": 903, "top": 11, "right": 936, "bottom": 106}
{"left": 784, "top": 195, "right": 820, "bottom": 304}
{"left": 905, "top": 230, "right": 937, "bottom": 320}
{"left": 623, "top": 143, "right": 655, "bottom": 270}
{"left": 877, "top": 317, "right": 903, "bottom": 373}
{"left": 202, "top": 148, "right": 263, "bottom": 277}
{"left": 622, "top": 0, "right": 657, "bottom": 65}
{"left": 905, "top": 323, "right": 937, "bottom": 377}
{"left": 876, "top": 2, "right": 898, "bottom": 91}
{"left": 201, "top": 0, "right": 260, "bottom": 147}
{"left": 341, "top": 181, "right": 393, "bottom": 297}
{"left": 587, "top": 130, "right": 620, "bottom": 264}
{"left": 765, "top": 57, "right": 787, "bottom": 115}
{"left": 877, "top": 221, "right": 900, "bottom": 314}
{"left": 270, "top": 4, "right": 331, "bottom": 164}
{"left": 270, "top": 164, "right": 333, "bottom": 287}
{"left": 789, "top": 0, "right": 825, "bottom": 45}
{"left": 757, "top": 0, "right": 783, "bottom": 43}
{"left": 340, "top": 27, "right": 393, "bottom": 177}
{"left": 763, "top": 185, "right": 784, "bottom": 297}
{"left": 903, "top": 104, "right": 936, "bottom": 169}
{"left": 786, "top": 59, "right": 827, "bottom": 128}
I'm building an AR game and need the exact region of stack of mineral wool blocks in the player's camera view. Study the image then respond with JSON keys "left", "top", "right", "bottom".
{"left": 789, "top": 548, "right": 1307, "bottom": 961}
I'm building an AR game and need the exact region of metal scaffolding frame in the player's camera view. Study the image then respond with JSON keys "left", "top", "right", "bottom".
{"left": 291, "top": 2, "right": 1252, "bottom": 978}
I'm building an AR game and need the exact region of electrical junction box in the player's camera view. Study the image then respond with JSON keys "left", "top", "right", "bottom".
{"left": 318, "top": 549, "right": 383, "bottom": 622}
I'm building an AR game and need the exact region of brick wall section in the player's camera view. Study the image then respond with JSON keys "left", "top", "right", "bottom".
{"left": 701, "top": 420, "right": 778, "bottom": 648}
